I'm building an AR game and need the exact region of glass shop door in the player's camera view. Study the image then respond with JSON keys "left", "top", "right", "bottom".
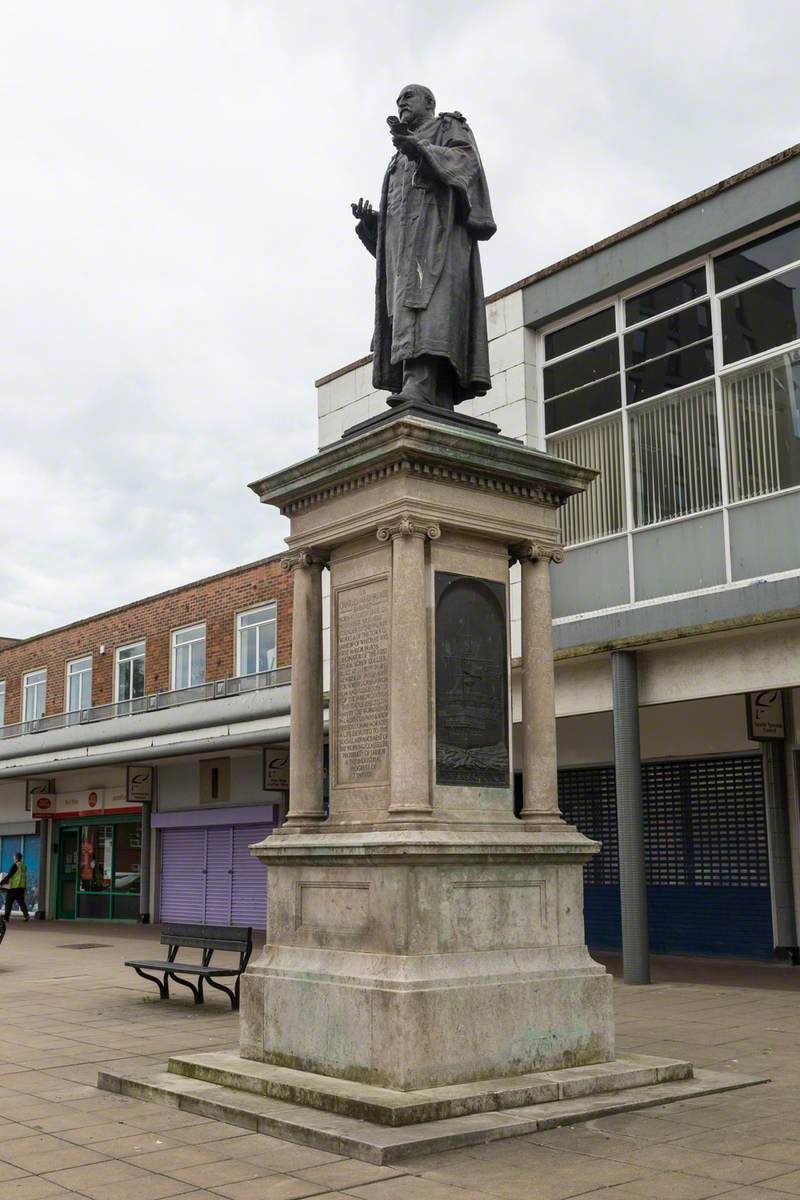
{"left": 57, "top": 826, "right": 79, "bottom": 919}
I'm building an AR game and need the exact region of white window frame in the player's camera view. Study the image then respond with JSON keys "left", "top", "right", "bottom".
{"left": 540, "top": 210, "right": 800, "bottom": 581}
{"left": 65, "top": 655, "right": 93, "bottom": 713}
{"left": 22, "top": 668, "right": 47, "bottom": 723}
{"left": 170, "top": 623, "right": 206, "bottom": 691}
{"left": 0, "top": 680, "right": 5, "bottom": 727}
{"left": 114, "top": 640, "right": 146, "bottom": 703}
{"left": 236, "top": 601, "right": 277, "bottom": 677}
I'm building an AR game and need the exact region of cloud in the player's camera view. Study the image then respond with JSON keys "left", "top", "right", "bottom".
{"left": 2, "top": 0, "right": 799, "bottom": 635}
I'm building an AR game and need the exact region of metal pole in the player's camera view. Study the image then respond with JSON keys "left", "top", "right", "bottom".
{"left": 138, "top": 801, "right": 151, "bottom": 923}
{"left": 611, "top": 650, "right": 650, "bottom": 984}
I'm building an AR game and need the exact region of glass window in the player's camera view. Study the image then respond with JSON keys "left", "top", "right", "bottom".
{"left": 22, "top": 670, "right": 46, "bottom": 722}
{"left": 0, "top": 681, "right": 5, "bottom": 726}
{"left": 172, "top": 624, "right": 206, "bottom": 690}
{"left": 722, "top": 351, "right": 800, "bottom": 502}
{"left": 114, "top": 822, "right": 141, "bottom": 894}
{"left": 545, "top": 307, "right": 615, "bottom": 358}
{"left": 237, "top": 604, "right": 277, "bottom": 675}
{"left": 625, "top": 267, "right": 706, "bottom": 326}
{"left": 545, "top": 376, "right": 622, "bottom": 435}
{"left": 714, "top": 220, "right": 800, "bottom": 292}
{"left": 721, "top": 265, "right": 800, "bottom": 364}
{"left": 548, "top": 416, "right": 625, "bottom": 545}
{"left": 625, "top": 302, "right": 712, "bottom": 366}
{"left": 629, "top": 383, "right": 721, "bottom": 526}
{"left": 79, "top": 825, "right": 113, "bottom": 892}
{"left": 66, "top": 656, "right": 92, "bottom": 712}
{"left": 626, "top": 341, "right": 715, "bottom": 406}
{"left": 543, "top": 339, "right": 619, "bottom": 399}
{"left": 116, "top": 642, "right": 145, "bottom": 702}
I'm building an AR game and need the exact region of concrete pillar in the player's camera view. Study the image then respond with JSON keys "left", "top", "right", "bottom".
{"left": 282, "top": 550, "right": 327, "bottom": 824}
{"left": 516, "top": 542, "right": 564, "bottom": 825}
{"left": 138, "top": 802, "right": 152, "bottom": 923}
{"left": 378, "top": 516, "right": 439, "bottom": 816}
{"left": 611, "top": 650, "right": 650, "bottom": 985}
{"left": 37, "top": 818, "right": 49, "bottom": 920}
{"left": 762, "top": 704, "right": 799, "bottom": 958}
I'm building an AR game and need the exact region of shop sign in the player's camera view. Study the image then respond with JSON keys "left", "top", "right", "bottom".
{"left": 127, "top": 765, "right": 154, "bottom": 804}
{"left": 263, "top": 748, "right": 289, "bottom": 791}
{"left": 746, "top": 691, "right": 785, "bottom": 741}
{"left": 26, "top": 778, "right": 54, "bottom": 811}
{"left": 33, "top": 789, "right": 107, "bottom": 816}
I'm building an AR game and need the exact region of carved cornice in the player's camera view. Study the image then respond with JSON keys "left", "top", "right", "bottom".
{"left": 510, "top": 541, "right": 565, "bottom": 566}
{"left": 376, "top": 515, "right": 441, "bottom": 542}
{"left": 279, "top": 458, "right": 567, "bottom": 517}
{"left": 280, "top": 548, "right": 329, "bottom": 573}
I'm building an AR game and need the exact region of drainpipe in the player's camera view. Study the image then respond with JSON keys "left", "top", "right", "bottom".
{"left": 611, "top": 650, "right": 650, "bottom": 985}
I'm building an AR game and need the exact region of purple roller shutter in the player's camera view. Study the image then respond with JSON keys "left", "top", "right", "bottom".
{"left": 204, "top": 827, "right": 233, "bottom": 925}
{"left": 231, "top": 824, "right": 269, "bottom": 929}
{"left": 159, "top": 828, "right": 206, "bottom": 923}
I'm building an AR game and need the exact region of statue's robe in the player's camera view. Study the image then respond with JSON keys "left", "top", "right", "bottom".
{"left": 357, "top": 112, "right": 496, "bottom": 403}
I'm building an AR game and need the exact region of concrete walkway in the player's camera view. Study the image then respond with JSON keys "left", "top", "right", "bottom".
{"left": 1, "top": 920, "right": 799, "bottom": 1200}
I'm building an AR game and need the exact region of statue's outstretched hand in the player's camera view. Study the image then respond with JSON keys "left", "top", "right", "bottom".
{"left": 352, "top": 198, "right": 377, "bottom": 227}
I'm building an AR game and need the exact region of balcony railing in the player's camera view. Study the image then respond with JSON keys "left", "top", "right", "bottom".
{"left": 0, "top": 666, "right": 292, "bottom": 743}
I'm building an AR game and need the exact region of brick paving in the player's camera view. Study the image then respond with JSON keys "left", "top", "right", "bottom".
{"left": 1, "top": 920, "right": 799, "bottom": 1199}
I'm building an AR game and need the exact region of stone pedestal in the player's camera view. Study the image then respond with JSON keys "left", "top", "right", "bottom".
{"left": 240, "top": 410, "right": 615, "bottom": 1092}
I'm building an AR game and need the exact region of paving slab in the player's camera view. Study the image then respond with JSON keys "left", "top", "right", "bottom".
{"left": 0, "top": 921, "right": 794, "bottom": 1199}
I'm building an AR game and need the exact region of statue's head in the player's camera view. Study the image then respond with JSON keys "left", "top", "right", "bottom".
{"left": 397, "top": 84, "right": 435, "bottom": 128}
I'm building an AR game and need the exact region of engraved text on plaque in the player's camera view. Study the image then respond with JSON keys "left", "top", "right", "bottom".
{"left": 335, "top": 578, "right": 389, "bottom": 785}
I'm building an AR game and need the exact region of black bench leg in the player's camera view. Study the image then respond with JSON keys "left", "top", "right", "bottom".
{"left": 167, "top": 972, "right": 204, "bottom": 1004}
{"left": 133, "top": 967, "right": 169, "bottom": 1000}
{"left": 205, "top": 975, "right": 238, "bottom": 1011}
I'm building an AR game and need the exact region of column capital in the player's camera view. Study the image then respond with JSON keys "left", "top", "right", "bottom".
{"left": 377, "top": 515, "right": 441, "bottom": 543}
{"left": 280, "top": 548, "right": 329, "bottom": 573}
{"left": 510, "top": 541, "right": 565, "bottom": 566}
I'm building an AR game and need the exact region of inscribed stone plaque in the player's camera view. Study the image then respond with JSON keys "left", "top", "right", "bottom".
{"left": 435, "top": 572, "right": 509, "bottom": 787}
{"left": 335, "top": 577, "right": 389, "bottom": 785}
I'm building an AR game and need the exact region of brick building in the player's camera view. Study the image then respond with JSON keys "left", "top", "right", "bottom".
{"left": 0, "top": 556, "right": 293, "bottom": 925}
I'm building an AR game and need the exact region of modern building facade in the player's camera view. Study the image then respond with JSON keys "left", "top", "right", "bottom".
{"left": 0, "top": 557, "right": 293, "bottom": 926}
{"left": 316, "top": 142, "right": 800, "bottom": 964}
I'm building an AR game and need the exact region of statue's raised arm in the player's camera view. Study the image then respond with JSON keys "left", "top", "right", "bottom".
{"left": 352, "top": 84, "right": 496, "bottom": 413}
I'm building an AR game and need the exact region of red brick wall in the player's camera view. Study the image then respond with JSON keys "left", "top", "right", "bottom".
{"left": 0, "top": 557, "right": 292, "bottom": 726}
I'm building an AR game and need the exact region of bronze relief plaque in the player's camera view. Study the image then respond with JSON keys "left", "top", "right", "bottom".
{"left": 435, "top": 571, "right": 509, "bottom": 787}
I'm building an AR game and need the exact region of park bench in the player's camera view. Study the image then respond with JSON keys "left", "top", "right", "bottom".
{"left": 125, "top": 923, "right": 252, "bottom": 1011}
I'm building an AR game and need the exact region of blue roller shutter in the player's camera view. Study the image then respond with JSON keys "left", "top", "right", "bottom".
{"left": 558, "top": 755, "right": 774, "bottom": 959}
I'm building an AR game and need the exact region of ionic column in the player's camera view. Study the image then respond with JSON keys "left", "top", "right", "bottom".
{"left": 281, "top": 549, "right": 327, "bottom": 825}
{"left": 514, "top": 542, "right": 564, "bottom": 825}
{"left": 377, "top": 516, "right": 440, "bottom": 817}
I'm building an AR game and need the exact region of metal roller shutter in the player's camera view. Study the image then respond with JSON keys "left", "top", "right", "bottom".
{"left": 205, "top": 827, "right": 233, "bottom": 926}
{"left": 158, "top": 822, "right": 270, "bottom": 929}
{"left": 231, "top": 825, "right": 267, "bottom": 929}
{"left": 558, "top": 755, "right": 774, "bottom": 959}
{"left": 159, "top": 828, "right": 206, "bottom": 923}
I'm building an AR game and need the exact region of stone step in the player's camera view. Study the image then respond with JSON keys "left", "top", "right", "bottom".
{"left": 165, "top": 1049, "right": 693, "bottom": 1126}
{"left": 98, "top": 1062, "right": 767, "bottom": 1165}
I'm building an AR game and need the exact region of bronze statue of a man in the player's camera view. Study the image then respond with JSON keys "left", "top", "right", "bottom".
{"left": 352, "top": 85, "right": 496, "bottom": 412}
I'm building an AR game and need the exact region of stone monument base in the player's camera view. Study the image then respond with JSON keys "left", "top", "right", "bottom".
{"left": 239, "top": 830, "right": 615, "bottom": 1091}
{"left": 98, "top": 1056, "right": 765, "bottom": 1164}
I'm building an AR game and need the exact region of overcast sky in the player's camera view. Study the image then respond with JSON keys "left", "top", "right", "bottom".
{"left": 2, "top": 0, "right": 799, "bottom": 639}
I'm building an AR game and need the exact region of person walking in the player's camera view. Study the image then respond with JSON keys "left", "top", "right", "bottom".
{"left": 1, "top": 853, "right": 29, "bottom": 922}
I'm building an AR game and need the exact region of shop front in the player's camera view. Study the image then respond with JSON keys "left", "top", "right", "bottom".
{"left": 154, "top": 804, "right": 277, "bottom": 929}
{"left": 33, "top": 786, "right": 143, "bottom": 921}
{"left": 54, "top": 815, "right": 142, "bottom": 920}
